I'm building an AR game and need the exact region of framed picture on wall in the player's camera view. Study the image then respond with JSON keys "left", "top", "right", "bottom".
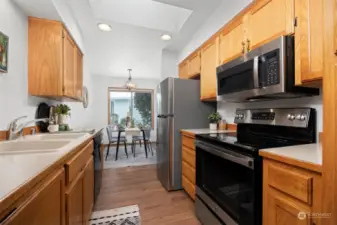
{"left": 0, "top": 31, "right": 9, "bottom": 73}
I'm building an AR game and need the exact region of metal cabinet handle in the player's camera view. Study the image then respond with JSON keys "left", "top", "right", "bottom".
{"left": 241, "top": 41, "right": 245, "bottom": 54}
{"left": 247, "top": 39, "right": 251, "bottom": 52}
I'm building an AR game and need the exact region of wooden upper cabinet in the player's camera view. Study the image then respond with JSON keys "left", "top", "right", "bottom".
{"left": 179, "top": 61, "right": 189, "bottom": 79}
{"left": 2, "top": 169, "right": 65, "bottom": 225}
{"left": 200, "top": 37, "right": 219, "bottom": 101}
{"left": 28, "top": 17, "right": 83, "bottom": 100}
{"left": 188, "top": 51, "right": 201, "bottom": 78}
{"left": 247, "top": 0, "right": 295, "bottom": 50}
{"left": 219, "top": 19, "right": 245, "bottom": 64}
{"left": 75, "top": 50, "right": 83, "bottom": 100}
{"left": 63, "top": 30, "right": 76, "bottom": 98}
{"left": 294, "top": 0, "right": 324, "bottom": 85}
{"left": 28, "top": 17, "right": 63, "bottom": 97}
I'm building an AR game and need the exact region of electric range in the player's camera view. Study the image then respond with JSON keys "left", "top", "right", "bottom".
{"left": 195, "top": 108, "right": 316, "bottom": 225}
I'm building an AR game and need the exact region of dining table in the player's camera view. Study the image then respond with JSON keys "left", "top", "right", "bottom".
{"left": 114, "top": 127, "right": 149, "bottom": 160}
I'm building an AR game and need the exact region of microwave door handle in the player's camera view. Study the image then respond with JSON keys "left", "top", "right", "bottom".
{"left": 253, "top": 56, "right": 259, "bottom": 88}
{"left": 197, "top": 142, "right": 254, "bottom": 169}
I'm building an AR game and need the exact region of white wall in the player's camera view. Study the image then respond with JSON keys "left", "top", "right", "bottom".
{"left": 0, "top": 0, "right": 93, "bottom": 131}
{"left": 161, "top": 49, "right": 178, "bottom": 81}
{"left": 178, "top": 0, "right": 252, "bottom": 62}
{"left": 218, "top": 95, "right": 323, "bottom": 134}
{"left": 91, "top": 76, "right": 160, "bottom": 144}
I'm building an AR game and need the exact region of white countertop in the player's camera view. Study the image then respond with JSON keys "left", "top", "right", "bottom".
{"left": 181, "top": 128, "right": 236, "bottom": 135}
{"left": 0, "top": 132, "right": 94, "bottom": 202}
{"left": 261, "top": 143, "right": 322, "bottom": 166}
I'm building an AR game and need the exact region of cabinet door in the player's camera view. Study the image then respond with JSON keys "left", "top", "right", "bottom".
{"left": 265, "top": 188, "right": 312, "bottom": 225}
{"left": 2, "top": 169, "right": 65, "bottom": 225}
{"left": 66, "top": 171, "right": 84, "bottom": 225}
{"left": 63, "top": 29, "right": 76, "bottom": 98}
{"left": 188, "top": 52, "right": 201, "bottom": 78}
{"left": 28, "top": 18, "right": 63, "bottom": 97}
{"left": 75, "top": 49, "right": 83, "bottom": 100}
{"left": 219, "top": 20, "right": 245, "bottom": 64}
{"left": 200, "top": 37, "right": 219, "bottom": 100}
{"left": 294, "top": 0, "right": 323, "bottom": 85}
{"left": 83, "top": 156, "right": 94, "bottom": 223}
{"left": 179, "top": 61, "right": 189, "bottom": 79}
{"left": 248, "top": 0, "right": 294, "bottom": 50}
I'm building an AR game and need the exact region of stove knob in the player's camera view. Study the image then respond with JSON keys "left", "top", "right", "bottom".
{"left": 287, "top": 114, "right": 295, "bottom": 121}
{"left": 239, "top": 114, "right": 244, "bottom": 119}
{"left": 296, "top": 114, "right": 301, "bottom": 120}
{"left": 300, "top": 114, "right": 306, "bottom": 121}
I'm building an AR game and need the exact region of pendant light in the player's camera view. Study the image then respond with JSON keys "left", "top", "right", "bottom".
{"left": 125, "top": 69, "right": 136, "bottom": 90}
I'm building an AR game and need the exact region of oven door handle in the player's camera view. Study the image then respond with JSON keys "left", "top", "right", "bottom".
{"left": 196, "top": 141, "right": 254, "bottom": 169}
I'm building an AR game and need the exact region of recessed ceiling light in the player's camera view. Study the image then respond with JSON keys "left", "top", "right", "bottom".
{"left": 98, "top": 23, "right": 112, "bottom": 32}
{"left": 161, "top": 34, "right": 172, "bottom": 41}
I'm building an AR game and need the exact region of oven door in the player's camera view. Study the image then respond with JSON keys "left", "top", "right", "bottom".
{"left": 196, "top": 140, "right": 257, "bottom": 225}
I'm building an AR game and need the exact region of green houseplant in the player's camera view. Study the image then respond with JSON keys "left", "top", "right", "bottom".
{"left": 54, "top": 104, "right": 71, "bottom": 125}
{"left": 208, "top": 112, "right": 221, "bottom": 130}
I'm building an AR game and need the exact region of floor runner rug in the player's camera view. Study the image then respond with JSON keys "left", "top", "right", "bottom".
{"left": 89, "top": 205, "right": 141, "bottom": 225}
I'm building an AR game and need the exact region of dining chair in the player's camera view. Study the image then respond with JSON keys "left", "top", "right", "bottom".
{"left": 131, "top": 129, "right": 153, "bottom": 157}
{"left": 105, "top": 125, "right": 128, "bottom": 160}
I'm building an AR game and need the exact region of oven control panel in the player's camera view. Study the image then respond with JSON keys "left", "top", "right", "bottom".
{"left": 251, "top": 112, "right": 275, "bottom": 120}
{"left": 234, "top": 108, "right": 313, "bottom": 128}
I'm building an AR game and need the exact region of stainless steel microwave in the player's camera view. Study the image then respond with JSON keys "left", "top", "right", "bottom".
{"left": 216, "top": 36, "right": 319, "bottom": 102}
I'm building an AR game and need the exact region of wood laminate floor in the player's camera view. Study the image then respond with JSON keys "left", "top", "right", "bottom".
{"left": 94, "top": 165, "right": 201, "bottom": 225}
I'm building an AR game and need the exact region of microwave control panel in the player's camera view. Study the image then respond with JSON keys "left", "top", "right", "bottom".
{"left": 259, "top": 49, "right": 280, "bottom": 87}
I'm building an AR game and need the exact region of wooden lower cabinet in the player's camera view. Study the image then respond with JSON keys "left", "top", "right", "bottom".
{"left": 0, "top": 140, "right": 94, "bottom": 225}
{"left": 266, "top": 188, "right": 312, "bottom": 225}
{"left": 65, "top": 142, "right": 94, "bottom": 225}
{"left": 83, "top": 156, "right": 94, "bottom": 224}
{"left": 263, "top": 159, "right": 322, "bottom": 225}
{"left": 181, "top": 132, "right": 196, "bottom": 200}
{"left": 2, "top": 169, "right": 65, "bottom": 225}
{"left": 66, "top": 171, "right": 84, "bottom": 225}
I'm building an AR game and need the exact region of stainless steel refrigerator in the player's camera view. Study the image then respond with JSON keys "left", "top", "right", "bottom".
{"left": 156, "top": 77, "right": 215, "bottom": 191}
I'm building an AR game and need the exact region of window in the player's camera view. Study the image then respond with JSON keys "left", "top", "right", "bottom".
{"left": 108, "top": 88, "right": 154, "bottom": 129}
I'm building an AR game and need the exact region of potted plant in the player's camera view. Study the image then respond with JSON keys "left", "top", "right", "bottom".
{"left": 208, "top": 112, "right": 221, "bottom": 130}
{"left": 54, "top": 104, "right": 71, "bottom": 125}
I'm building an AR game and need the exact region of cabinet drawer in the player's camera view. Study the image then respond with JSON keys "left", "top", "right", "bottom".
{"left": 182, "top": 146, "right": 196, "bottom": 168}
{"left": 65, "top": 140, "right": 93, "bottom": 184}
{"left": 182, "top": 161, "right": 195, "bottom": 184}
{"left": 182, "top": 175, "right": 195, "bottom": 200}
{"left": 267, "top": 163, "right": 313, "bottom": 205}
{"left": 182, "top": 135, "right": 195, "bottom": 150}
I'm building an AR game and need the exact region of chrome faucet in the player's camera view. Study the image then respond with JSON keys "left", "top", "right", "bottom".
{"left": 8, "top": 116, "right": 49, "bottom": 140}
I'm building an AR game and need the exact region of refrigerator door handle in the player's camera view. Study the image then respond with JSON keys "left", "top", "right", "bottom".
{"left": 158, "top": 114, "right": 174, "bottom": 118}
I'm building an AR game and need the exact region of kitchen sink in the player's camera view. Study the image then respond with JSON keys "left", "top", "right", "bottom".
{"left": 0, "top": 140, "right": 71, "bottom": 154}
{"left": 23, "top": 133, "right": 88, "bottom": 141}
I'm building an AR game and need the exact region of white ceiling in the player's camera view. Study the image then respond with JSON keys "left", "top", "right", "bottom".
{"left": 89, "top": 0, "right": 192, "bottom": 33}
{"left": 12, "top": 0, "right": 247, "bottom": 80}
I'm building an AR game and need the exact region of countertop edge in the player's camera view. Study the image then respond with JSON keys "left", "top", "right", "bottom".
{"left": 0, "top": 135, "right": 94, "bottom": 216}
{"left": 180, "top": 130, "right": 196, "bottom": 138}
{"left": 259, "top": 150, "right": 322, "bottom": 174}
